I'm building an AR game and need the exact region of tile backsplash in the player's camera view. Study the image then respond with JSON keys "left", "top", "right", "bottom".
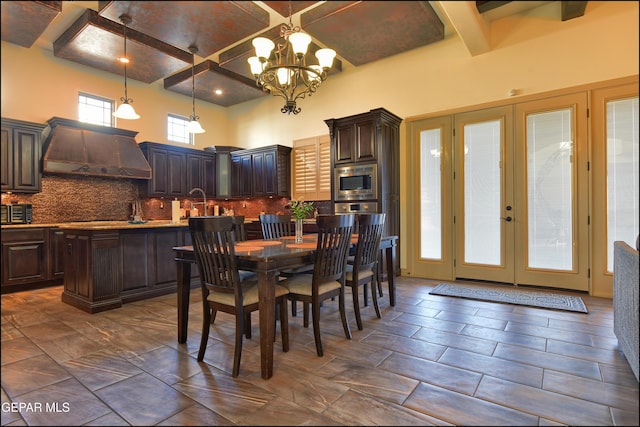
{"left": 1, "top": 175, "right": 330, "bottom": 224}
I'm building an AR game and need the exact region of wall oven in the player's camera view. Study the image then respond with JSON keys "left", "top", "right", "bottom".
{"left": 334, "top": 163, "right": 377, "bottom": 201}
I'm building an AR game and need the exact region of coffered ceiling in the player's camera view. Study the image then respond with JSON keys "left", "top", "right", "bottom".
{"left": 2, "top": 1, "right": 587, "bottom": 107}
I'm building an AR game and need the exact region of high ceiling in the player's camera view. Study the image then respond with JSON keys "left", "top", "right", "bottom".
{"left": 1, "top": 1, "right": 587, "bottom": 107}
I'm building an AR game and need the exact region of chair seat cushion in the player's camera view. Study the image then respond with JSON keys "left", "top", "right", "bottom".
{"left": 345, "top": 264, "right": 374, "bottom": 282}
{"left": 239, "top": 270, "right": 258, "bottom": 282}
{"left": 280, "top": 275, "right": 342, "bottom": 296}
{"left": 207, "top": 282, "right": 289, "bottom": 306}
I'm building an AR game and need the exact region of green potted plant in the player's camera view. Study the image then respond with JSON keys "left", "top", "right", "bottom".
{"left": 289, "top": 199, "right": 314, "bottom": 242}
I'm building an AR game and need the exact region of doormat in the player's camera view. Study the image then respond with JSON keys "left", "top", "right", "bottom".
{"left": 429, "top": 283, "right": 588, "bottom": 313}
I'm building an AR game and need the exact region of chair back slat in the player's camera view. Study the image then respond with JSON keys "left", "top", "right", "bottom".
{"left": 354, "top": 213, "right": 386, "bottom": 272}
{"left": 259, "top": 214, "right": 293, "bottom": 239}
{"left": 189, "top": 216, "right": 242, "bottom": 300}
{"left": 313, "top": 214, "right": 355, "bottom": 287}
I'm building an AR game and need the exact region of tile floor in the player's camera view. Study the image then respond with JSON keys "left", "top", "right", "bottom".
{"left": 1, "top": 277, "right": 638, "bottom": 426}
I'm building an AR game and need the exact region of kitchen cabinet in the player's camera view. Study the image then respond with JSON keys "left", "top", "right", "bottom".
{"left": 60, "top": 223, "right": 198, "bottom": 313}
{"left": 231, "top": 145, "right": 292, "bottom": 198}
{"left": 292, "top": 134, "right": 331, "bottom": 201}
{"left": 204, "top": 146, "right": 240, "bottom": 199}
{"left": 1, "top": 226, "right": 64, "bottom": 293}
{"left": 139, "top": 141, "right": 215, "bottom": 198}
{"left": 1, "top": 118, "right": 46, "bottom": 193}
{"left": 325, "top": 108, "right": 402, "bottom": 277}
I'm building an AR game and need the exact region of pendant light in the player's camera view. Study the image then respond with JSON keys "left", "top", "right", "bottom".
{"left": 186, "top": 45, "right": 205, "bottom": 134}
{"left": 247, "top": 1, "right": 336, "bottom": 115}
{"left": 113, "top": 14, "right": 140, "bottom": 120}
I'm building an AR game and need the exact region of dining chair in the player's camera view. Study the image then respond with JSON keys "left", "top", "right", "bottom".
{"left": 231, "top": 215, "right": 247, "bottom": 242}
{"left": 346, "top": 213, "right": 386, "bottom": 330}
{"left": 279, "top": 213, "right": 355, "bottom": 357}
{"left": 189, "top": 216, "right": 290, "bottom": 377}
{"left": 259, "top": 213, "right": 294, "bottom": 239}
{"left": 259, "top": 213, "right": 314, "bottom": 316}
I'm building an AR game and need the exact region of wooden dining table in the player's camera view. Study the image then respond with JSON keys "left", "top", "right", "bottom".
{"left": 173, "top": 234, "right": 398, "bottom": 379}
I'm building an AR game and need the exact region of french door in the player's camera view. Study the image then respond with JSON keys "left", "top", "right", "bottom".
{"left": 408, "top": 93, "right": 589, "bottom": 291}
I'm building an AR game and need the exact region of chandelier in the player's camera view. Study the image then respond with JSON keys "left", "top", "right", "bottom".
{"left": 247, "top": 3, "right": 336, "bottom": 115}
{"left": 113, "top": 14, "right": 140, "bottom": 120}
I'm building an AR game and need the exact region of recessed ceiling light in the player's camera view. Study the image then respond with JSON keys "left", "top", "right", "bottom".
{"left": 214, "top": 89, "right": 223, "bottom": 95}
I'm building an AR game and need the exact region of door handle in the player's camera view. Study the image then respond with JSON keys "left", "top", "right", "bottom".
{"left": 501, "top": 216, "right": 513, "bottom": 222}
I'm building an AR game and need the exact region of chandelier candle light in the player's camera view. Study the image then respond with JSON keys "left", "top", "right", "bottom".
{"left": 187, "top": 46, "right": 205, "bottom": 134}
{"left": 247, "top": 3, "right": 336, "bottom": 115}
{"left": 113, "top": 14, "right": 140, "bottom": 120}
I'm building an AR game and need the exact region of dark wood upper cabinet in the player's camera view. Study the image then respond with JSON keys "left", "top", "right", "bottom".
{"left": 138, "top": 141, "right": 215, "bottom": 198}
{"left": 230, "top": 145, "right": 292, "bottom": 198}
{"left": 1, "top": 118, "right": 45, "bottom": 193}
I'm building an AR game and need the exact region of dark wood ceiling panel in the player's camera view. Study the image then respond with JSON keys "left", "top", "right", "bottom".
{"left": 218, "top": 25, "right": 342, "bottom": 81}
{"left": 97, "top": 1, "right": 270, "bottom": 57}
{"left": 301, "top": 1, "right": 444, "bottom": 66}
{"left": 262, "top": 1, "right": 319, "bottom": 18}
{"left": 164, "top": 60, "right": 267, "bottom": 107}
{"left": 476, "top": 1, "right": 512, "bottom": 14}
{"left": 1, "top": 1, "right": 62, "bottom": 48}
{"left": 53, "top": 9, "right": 191, "bottom": 84}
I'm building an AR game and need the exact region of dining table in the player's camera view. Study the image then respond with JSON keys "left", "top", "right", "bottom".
{"left": 173, "top": 233, "right": 398, "bottom": 379}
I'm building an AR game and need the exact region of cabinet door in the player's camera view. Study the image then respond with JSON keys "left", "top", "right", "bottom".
{"left": 167, "top": 151, "right": 186, "bottom": 196}
{"left": 1, "top": 230, "right": 48, "bottom": 287}
{"left": 186, "top": 153, "right": 202, "bottom": 194}
{"left": 232, "top": 154, "right": 252, "bottom": 198}
{"left": 216, "top": 152, "right": 232, "bottom": 198}
{"left": 252, "top": 152, "right": 265, "bottom": 196}
{"left": 202, "top": 155, "right": 216, "bottom": 197}
{"left": 335, "top": 124, "right": 355, "bottom": 164}
{"left": 1, "top": 125, "right": 11, "bottom": 189}
{"left": 12, "top": 127, "right": 41, "bottom": 192}
{"left": 355, "top": 119, "right": 377, "bottom": 162}
{"left": 146, "top": 149, "right": 169, "bottom": 195}
{"left": 49, "top": 228, "right": 65, "bottom": 280}
{"left": 263, "top": 149, "right": 278, "bottom": 195}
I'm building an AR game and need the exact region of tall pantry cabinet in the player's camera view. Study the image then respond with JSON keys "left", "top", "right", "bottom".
{"left": 325, "top": 107, "right": 402, "bottom": 275}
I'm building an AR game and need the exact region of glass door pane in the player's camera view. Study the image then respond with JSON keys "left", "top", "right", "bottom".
{"left": 526, "top": 109, "right": 574, "bottom": 270}
{"left": 606, "top": 97, "right": 639, "bottom": 271}
{"left": 420, "top": 128, "right": 442, "bottom": 259}
{"left": 463, "top": 120, "right": 502, "bottom": 266}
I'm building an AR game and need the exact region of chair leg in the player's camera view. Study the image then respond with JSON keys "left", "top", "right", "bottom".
{"left": 312, "top": 298, "right": 323, "bottom": 357}
{"left": 338, "top": 287, "right": 352, "bottom": 340}
{"left": 244, "top": 312, "right": 251, "bottom": 339}
{"left": 371, "top": 277, "right": 382, "bottom": 319}
{"left": 303, "top": 301, "right": 310, "bottom": 328}
{"left": 351, "top": 284, "right": 363, "bottom": 331}
{"left": 210, "top": 309, "right": 218, "bottom": 324}
{"left": 233, "top": 310, "right": 245, "bottom": 377}
{"left": 291, "top": 299, "right": 297, "bottom": 317}
{"left": 279, "top": 297, "right": 289, "bottom": 352}
{"left": 198, "top": 306, "right": 212, "bottom": 361}
{"left": 363, "top": 283, "right": 369, "bottom": 307}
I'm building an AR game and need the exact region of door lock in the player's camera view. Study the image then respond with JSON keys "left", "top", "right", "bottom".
{"left": 501, "top": 216, "right": 513, "bottom": 222}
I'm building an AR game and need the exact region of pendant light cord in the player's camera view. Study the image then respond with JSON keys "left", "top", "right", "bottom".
{"left": 191, "top": 48, "right": 197, "bottom": 119}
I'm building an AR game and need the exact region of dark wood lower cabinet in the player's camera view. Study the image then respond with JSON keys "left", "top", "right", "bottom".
{"left": 61, "top": 225, "right": 198, "bottom": 314}
{"left": 1, "top": 227, "right": 64, "bottom": 294}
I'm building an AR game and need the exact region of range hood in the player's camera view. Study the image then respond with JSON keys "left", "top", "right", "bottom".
{"left": 42, "top": 117, "right": 151, "bottom": 179}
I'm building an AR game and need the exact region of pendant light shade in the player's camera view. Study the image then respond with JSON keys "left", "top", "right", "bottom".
{"left": 113, "top": 14, "right": 140, "bottom": 120}
{"left": 187, "top": 45, "right": 205, "bottom": 134}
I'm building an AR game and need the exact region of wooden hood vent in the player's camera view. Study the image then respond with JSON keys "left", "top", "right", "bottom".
{"left": 42, "top": 117, "right": 151, "bottom": 180}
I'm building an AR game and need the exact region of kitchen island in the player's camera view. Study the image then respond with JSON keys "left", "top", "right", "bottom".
{"left": 57, "top": 220, "right": 199, "bottom": 313}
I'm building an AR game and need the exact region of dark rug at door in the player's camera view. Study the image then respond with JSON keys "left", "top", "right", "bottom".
{"left": 429, "top": 283, "right": 588, "bottom": 313}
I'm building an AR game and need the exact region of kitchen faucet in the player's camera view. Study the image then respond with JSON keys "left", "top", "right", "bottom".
{"left": 188, "top": 187, "right": 207, "bottom": 216}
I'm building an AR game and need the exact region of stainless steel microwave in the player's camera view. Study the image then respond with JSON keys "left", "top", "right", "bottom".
{"left": 334, "top": 163, "right": 377, "bottom": 201}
